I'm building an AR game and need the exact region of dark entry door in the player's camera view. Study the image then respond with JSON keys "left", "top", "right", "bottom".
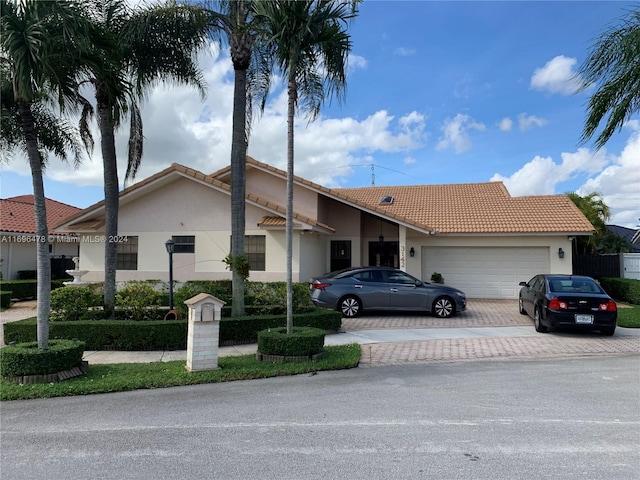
{"left": 330, "top": 240, "right": 351, "bottom": 271}
{"left": 368, "top": 241, "right": 399, "bottom": 268}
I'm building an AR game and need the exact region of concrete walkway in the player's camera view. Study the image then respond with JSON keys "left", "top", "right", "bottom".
{"left": 3, "top": 299, "right": 639, "bottom": 366}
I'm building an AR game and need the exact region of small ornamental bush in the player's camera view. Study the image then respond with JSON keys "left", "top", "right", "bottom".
{"left": 116, "top": 281, "right": 163, "bottom": 320}
{"left": 50, "top": 286, "right": 101, "bottom": 321}
{"left": 257, "top": 326, "right": 325, "bottom": 357}
{"left": 0, "top": 339, "right": 85, "bottom": 377}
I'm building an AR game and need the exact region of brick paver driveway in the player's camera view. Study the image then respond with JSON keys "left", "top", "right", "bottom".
{"left": 342, "top": 299, "right": 640, "bottom": 367}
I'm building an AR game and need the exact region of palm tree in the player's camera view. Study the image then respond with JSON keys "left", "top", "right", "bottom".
{"left": 567, "top": 191, "right": 611, "bottom": 254}
{"left": 254, "top": 0, "right": 358, "bottom": 332}
{"left": 202, "top": 0, "right": 271, "bottom": 316}
{"left": 1, "top": 0, "right": 93, "bottom": 349}
{"left": 578, "top": 7, "right": 640, "bottom": 149}
{"left": 80, "top": 0, "right": 209, "bottom": 318}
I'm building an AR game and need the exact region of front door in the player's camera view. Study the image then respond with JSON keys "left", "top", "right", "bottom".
{"left": 368, "top": 241, "right": 398, "bottom": 268}
{"left": 330, "top": 240, "right": 351, "bottom": 272}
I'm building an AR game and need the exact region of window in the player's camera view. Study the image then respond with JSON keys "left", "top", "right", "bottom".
{"left": 245, "top": 235, "right": 265, "bottom": 271}
{"left": 386, "top": 271, "right": 417, "bottom": 285}
{"left": 172, "top": 235, "right": 195, "bottom": 254}
{"left": 116, "top": 236, "right": 138, "bottom": 270}
{"left": 352, "top": 269, "right": 384, "bottom": 283}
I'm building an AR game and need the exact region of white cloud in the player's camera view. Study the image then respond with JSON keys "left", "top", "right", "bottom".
{"left": 491, "top": 125, "right": 640, "bottom": 227}
{"left": 394, "top": 47, "right": 416, "bottom": 56}
{"left": 404, "top": 156, "right": 416, "bottom": 165}
{"left": 577, "top": 123, "right": 640, "bottom": 227}
{"left": 499, "top": 117, "right": 513, "bottom": 132}
{"left": 436, "top": 114, "right": 486, "bottom": 153}
{"left": 518, "top": 113, "right": 548, "bottom": 131}
{"left": 11, "top": 45, "right": 425, "bottom": 191}
{"left": 491, "top": 156, "right": 559, "bottom": 195}
{"left": 347, "top": 54, "right": 367, "bottom": 72}
{"left": 530, "top": 55, "right": 582, "bottom": 95}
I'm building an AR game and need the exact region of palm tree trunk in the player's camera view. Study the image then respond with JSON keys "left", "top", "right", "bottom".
{"left": 18, "top": 101, "right": 51, "bottom": 349}
{"left": 96, "top": 85, "right": 119, "bottom": 319}
{"left": 230, "top": 29, "right": 250, "bottom": 317}
{"left": 286, "top": 78, "right": 297, "bottom": 334}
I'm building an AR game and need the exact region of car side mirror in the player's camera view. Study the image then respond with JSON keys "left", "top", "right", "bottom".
{"left": 415, "top": 280, "right": 423, "bottom": 287}
{"left": 518, "top": 281, "right": 528, "bottom": 287}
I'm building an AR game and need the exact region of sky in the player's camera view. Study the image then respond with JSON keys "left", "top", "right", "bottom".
{"left": 2, "top": 1, "right": 639, "bottom": 228}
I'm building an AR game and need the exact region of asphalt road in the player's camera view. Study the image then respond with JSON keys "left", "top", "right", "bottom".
{"left": 1, "top": 356, "right": 639, "bottom": 480}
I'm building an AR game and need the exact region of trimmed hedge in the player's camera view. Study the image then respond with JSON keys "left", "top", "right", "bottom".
{"left": 1, "top": 291, "right": 11, "bottom": 308}
{"left": 3, "top": 309, "right": 342, "bottom": 351}
{"left": 0, "top": 279, "right": 66, "bottom": 300}
{"left": 257, "top": 327, "right": 325, "bottom": 357}
{"left": 600, "top": 277, "right": 640, "bottom": 305}
{"left": 4, "top": 318, "right": 188, "bottom": 351}
{"left": 0, "top": 339, "right": 85, "bottom": 377}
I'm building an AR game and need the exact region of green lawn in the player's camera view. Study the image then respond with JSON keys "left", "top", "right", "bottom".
{"left": 617, "top": 303, "right": 640, "bottom": 328}
{"left": 0, "top": 344, "right": 361, "bottom": 401}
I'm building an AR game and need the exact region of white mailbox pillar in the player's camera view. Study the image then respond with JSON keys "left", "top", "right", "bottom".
{"left": 184, "top": 293, "right": 225, "bottom": 372}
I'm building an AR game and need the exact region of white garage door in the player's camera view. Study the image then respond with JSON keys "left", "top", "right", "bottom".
{"left": 422, "top": 247, "right": 549, "bottom": 299}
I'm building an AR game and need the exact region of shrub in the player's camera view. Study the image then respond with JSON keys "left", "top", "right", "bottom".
{"left": 1, "top": 291, "right": 11, "bottom": 308}
{"left": 3, "top": 309, "right": 342, "bottom": 350}
{"left": 116, "top": 281, "right": 163, "bottom": 321}
{"left": 246, "top": 281, "right": 313, "bottom": 314}
{"left": 600, "top": 277, "right": 640, "bottom": 305}
{"left": 0, "top": 339, "right": 85, "bottom": 377}
{"left": 174, "top": 281, "right": 233, "bottom": 318}
{"left": 257, "top": 326, "right": 325, "bottom": 357}
{"left": 17, "top": 270, "right": 36, "bottom": 280}
{"left": 0, "top": 279, "right": 67, "bottom": 300}
{"left": 50, "top": 286, "right": 101, "bottom": 321}
{"left": 431, "top": 272, "right": 444, "bottom": 284}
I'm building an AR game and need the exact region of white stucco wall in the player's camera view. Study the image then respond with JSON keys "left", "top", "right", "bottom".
{"left": 0, "top": 237, "right": 79, "bottom": 280}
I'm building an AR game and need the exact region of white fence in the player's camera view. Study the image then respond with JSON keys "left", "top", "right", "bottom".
{"left": 622, "top": 253, "right": 640, "bottom": 280}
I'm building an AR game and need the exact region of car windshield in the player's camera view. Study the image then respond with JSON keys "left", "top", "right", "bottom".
{"left": 548, "top": 277, "right": 604, "bottom": 294}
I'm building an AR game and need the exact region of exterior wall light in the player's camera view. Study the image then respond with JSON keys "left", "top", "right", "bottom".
{"left": 409, "top": 247, "right": 415, "bottom": 257}
{"left": 558, "top": 247, "right": 565, "bottom": 259}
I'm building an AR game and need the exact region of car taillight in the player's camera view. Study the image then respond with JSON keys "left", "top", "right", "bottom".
{"left": 311, "top": 282, "right": 330, "bottom": 290}
{"left": 548, "top": 297, "right": 568, "bottom": 310}
{"left": 599, "top": 300, "right": 617, "bottom": 311}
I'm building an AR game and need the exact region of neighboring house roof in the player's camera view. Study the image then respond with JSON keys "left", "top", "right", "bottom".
{"left": 54, "top": 158, "right": 595, "bottom": 236}
{"left": 605, "top": 225, "right": 640, "bottom": 252}
{"left": 1, "top": 195, "right": 81, "bottom": 235}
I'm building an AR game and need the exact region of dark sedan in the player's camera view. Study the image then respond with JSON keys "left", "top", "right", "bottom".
{"left": 310, "top": 267, "right": 466, "bottom": 318}
{"left": 518, "top": 274, "right": 617, "bottom": 335}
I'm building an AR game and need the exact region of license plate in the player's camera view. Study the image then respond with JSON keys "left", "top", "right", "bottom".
{"left": 575, "top": 314, "right": 593, "bottom": 324}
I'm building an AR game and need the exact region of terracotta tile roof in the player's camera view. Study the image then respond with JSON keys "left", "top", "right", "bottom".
{"left": 256, "top": 215, "right": 334, "bottom": 233}
{"left": 332, "top": 183, "right": 595, "bottom": 234}
{"left": 1, "top": 195, "right": 81, "bottom": 235}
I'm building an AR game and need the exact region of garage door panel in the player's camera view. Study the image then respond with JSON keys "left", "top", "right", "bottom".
{"left": 423, "top": 246, "right": 549, "bottom": 299}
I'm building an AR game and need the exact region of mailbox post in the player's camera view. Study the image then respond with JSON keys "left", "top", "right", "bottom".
{"left": 184, "top": 293, "right": 225, "bottom": 372}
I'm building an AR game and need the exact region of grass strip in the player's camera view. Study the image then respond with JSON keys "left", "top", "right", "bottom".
{"left": 1, "top": 344, "right": 361, "bottom": 401}
{"left": 617, "top": 304, "right": 640, "bottom": 328}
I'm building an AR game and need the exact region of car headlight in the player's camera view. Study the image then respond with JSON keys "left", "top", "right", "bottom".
{"left": 454, "top": 292, "right": 466, "bottom": 299}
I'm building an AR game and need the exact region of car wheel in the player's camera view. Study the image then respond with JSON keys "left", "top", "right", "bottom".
{"left": 339, "top": 295, "right": 362, "bottom": 318}
{"left": 534, "top": 307, "right": 548, "bottom": 333}
{"left": 518, "top": 296, "right": 528, "bottom": 315}
{"left": 433, "top": 296, "right": 455, "bottom": 318}
{"left": 600, "top": 326, "right": 616, "bottom": 336}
